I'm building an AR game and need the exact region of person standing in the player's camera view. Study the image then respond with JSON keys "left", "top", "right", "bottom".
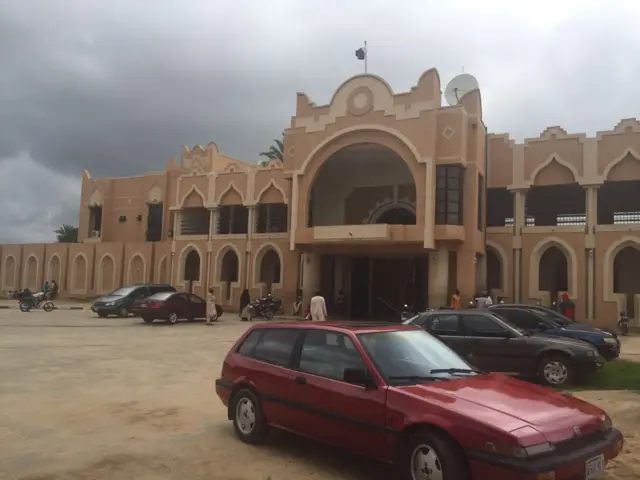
{"left": 450, "top": 289, "right": 461, "bottom": 310}
{"left": 309, "top": 291, "right": 327, "bottom": 321}
{"left": 474, "top": 291, "right": 493, "bottom": 309}
{"left": 559, "top": 292, "right": 575, "bottom": 321}
{"left": 206, "top": 288, "right": 218, "bottom": 325}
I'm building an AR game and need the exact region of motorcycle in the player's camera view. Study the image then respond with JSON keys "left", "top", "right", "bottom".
{"left": 247, "top": 295, "right": 283, "bottom": 320}
{"left": 400, "top": 304, "right": 415, "bottom": 322}
{"left": 20, "top": 292, "right": 55, "bottom": 312}
{"left": 618, "top": 311, "right": 629, "bottom": 336}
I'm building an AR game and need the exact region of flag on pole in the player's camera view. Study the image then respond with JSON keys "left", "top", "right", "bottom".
{"left": 355, "top": 47, "right": 366, "bottom": 60}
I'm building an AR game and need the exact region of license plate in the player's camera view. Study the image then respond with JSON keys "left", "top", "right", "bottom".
{"left": 139, "top": 304, "right": 146, "bottom": 308}
{"left": 585, "top": 454, "right": 605, "bottom": 479}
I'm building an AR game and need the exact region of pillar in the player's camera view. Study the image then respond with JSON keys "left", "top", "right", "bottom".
{"left": 585, "top": 186, "right": 599, "bottom": 320}
{"left": 428, "top": 246, "right": 449, "bottom": 309}
{"left": 174, "top": 211, "right": 182, "bottom": 237}
{"left": 512, "top": 189, "right": 527, "bottom": 303}
{"left": 301, "top": 252, "right": 320, "bottom": 306}
{"left": 208, "top": 208, "right": 217, "bottom": 239}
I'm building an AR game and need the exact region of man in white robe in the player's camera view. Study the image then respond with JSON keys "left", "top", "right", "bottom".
{"left": 309, "top": 291, "right": 327, "bottom": 321}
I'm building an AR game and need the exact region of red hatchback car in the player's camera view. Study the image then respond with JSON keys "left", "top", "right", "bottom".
{"left": 216, "top": 322, "right": 623, "bottom": 480}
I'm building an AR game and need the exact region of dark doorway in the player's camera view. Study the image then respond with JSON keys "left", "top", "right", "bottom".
{"left": 221, "top": 250, "right": 239, "bottom": 301}
{"left": 184, "top": 249, "right": 200, "bottom": 294}
{"left": 350, "top": 257, "right": 370, "bottom": 319}
{"left": 538, "top": 246, "right": 568, "bottom": 305}
{"left": 147, "top": 203, "right": 163, "bottom": 242}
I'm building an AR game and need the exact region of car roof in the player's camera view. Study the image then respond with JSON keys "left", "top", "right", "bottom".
{"left": 249, "top": 321, "right": 421, "bottom": 335}
{"left": 490, "top": 304, "right": 549, "bottom": 310}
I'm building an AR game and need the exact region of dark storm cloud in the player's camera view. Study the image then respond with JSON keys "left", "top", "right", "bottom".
{"left": 1, "top": 0, "right": 639, "bottom": 242}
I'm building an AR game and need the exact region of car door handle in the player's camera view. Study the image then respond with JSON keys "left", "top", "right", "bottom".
{"left": 294, "top": 376, "right": 307, "bottom": 385}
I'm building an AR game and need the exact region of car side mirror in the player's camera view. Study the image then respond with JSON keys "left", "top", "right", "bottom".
{"left": 344, "top": 368, "right": 377, "bottom": 390}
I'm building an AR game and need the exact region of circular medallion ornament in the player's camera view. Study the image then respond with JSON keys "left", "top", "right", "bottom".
{"left": 347, "top": 86, "right": 374, "bottom": 116}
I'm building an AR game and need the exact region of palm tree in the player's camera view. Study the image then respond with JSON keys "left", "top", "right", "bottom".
{"left": 55, "top": 224, "right": 78, "bottom": 243}
{"left": 259, "top": 133, "right": 284, "bottom": 161}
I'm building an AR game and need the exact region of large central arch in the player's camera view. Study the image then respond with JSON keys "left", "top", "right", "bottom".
{"left": 295, "top": 126, "right": 426, "bottom": 231}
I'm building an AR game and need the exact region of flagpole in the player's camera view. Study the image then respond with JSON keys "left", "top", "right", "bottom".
{"left": 364, "top": 41, "right": 368, "bottom": 74}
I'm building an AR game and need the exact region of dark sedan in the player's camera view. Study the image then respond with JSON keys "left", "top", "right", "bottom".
{"left": 91, "top": 284, "right": 176, "bottom": 318}
{"left": 489, "top": 304, "right": 621, "bottom": 360}
{"left": 132, "top": 291, "right": 223, "bottom": 324}
{"left": 404, "top": 309, "right": 604, "bottom": 387}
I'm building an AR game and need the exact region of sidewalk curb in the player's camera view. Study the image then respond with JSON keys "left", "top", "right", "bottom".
{"left": 0, "top": 305, "right": 89, "bottom": 311}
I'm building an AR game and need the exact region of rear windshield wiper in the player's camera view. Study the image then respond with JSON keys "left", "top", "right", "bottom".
{"left": 429, "top": 368, "right": 483, "bottom": 375}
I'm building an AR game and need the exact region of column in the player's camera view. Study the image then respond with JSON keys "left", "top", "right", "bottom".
{"left": 512, "top": 189, "right": 526, "bottom": 303}
{"left": 208, "top": 208, "right": 217, "bottom": 239}
{"left": 428, "top": 246, "right": 449, "bottom": 309}
{"left": 174, "top": 210, "right": 182, "bottom": 237}
{"left": 301, "top": 252, "right": 320, "bottom": 307}
{"left": 585, "top": 186, "right": 598, "bottom": 320}
{"left": 247, "top": 206, "right": 256, "bottom": 238}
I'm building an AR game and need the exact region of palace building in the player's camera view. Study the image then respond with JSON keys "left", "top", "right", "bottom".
{"left": 2, "top": 68, "right": 640, "bottom": 326}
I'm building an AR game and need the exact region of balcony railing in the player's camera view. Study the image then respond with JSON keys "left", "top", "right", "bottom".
{"left": 613, "top": 212, "right": 640, "bottom": 225}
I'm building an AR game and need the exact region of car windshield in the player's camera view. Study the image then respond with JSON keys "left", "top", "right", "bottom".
{"left": 532, "top": 308, "right": 572, "bottom": 326}
{"left": 148, "top": 292, "right": 174, "bottom": 301}
{"left": 108, "top": 287, "right": 136, "bottom": 297}
{"left": 357, "top": 329, "right": 477, "bottom": 385}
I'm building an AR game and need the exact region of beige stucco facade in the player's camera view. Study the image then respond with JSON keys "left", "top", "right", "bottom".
{"left": 2, "top": 68, "right": 640, "bottom": 327}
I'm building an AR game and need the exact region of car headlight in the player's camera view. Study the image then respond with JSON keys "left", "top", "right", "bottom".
{"left": 584, "top": 349, "right": 595, "bottom": 357}
{"left": 603, "top": 337, "right": 617, "bottom": 344}
{"left": 105, "top": 302, "right": 115, "bottom": 307}
{"left": 484, "top": 441, "right": 555, "bottom": 458}
{"left": 600, "top": 415, "right": 613, "bottom": 432}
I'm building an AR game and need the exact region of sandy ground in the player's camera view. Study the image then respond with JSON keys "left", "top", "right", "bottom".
{"left": 0, "top": 310, "right": 638, "bottom": 480}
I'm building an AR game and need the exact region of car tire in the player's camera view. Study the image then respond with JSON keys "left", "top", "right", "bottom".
{"left": 396, "top": 430, "right": 470, "bottom": 480}
{"left": 97, "top": 311, "right": 108, "bottom": 318}
{"left": 142, "top": 317, "right": 154, "bottom": 324}
{"left": 118, "top": 307, "right": 129, "bottom": 318}
{"left": 538, "top": 354, "right": 573, "bottom": 387}
{"left": 168, "top": 312, "right": 179, "bottom": 325}
{"left": 231, "top": 388, "right": 269, "bottom": 444}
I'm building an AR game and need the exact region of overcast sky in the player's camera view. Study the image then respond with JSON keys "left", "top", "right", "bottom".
{"left": 2, "top": 0, "right": 639, "bottom": 243}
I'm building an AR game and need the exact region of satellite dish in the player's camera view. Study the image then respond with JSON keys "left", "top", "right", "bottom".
{"left": 444, "top": 73, "right": 479, "bottom": 106}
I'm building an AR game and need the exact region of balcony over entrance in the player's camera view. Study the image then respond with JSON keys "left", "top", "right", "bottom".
{"left": 296, "top": 142, "right": 421, "bottom": 245}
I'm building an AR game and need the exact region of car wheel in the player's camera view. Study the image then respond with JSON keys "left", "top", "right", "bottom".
{"left": 142, "top": 317, "right": 154, "bottom": 324}
{"left": 168, "top": 312, "right": 179, "bottom": 324}
{"left": 231, "top": 388, "right": 269, "bottom": 444}
{"left": 118, "top": 307, "right": 129, "bottom": 318}
{"left": 97, "top": 311, "right": 108, "bottom": 318}
{"left": 397, "top": 430, "right": 470, "bottom": 480}
{"left": 538, "top": 354, "right": 573, "bottom": 387}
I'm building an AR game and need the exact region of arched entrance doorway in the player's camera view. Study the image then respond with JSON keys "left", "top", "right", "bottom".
{"left": 259, "top": 249, "right": 281, "bottom": 296}
{"left": 539, "top": 246, "right": 568, "bottom": 305}
{"left": 184, "top": 249, "right": 200, "bottom": 293}
{"left": 306, "top": 140, "right": 423, "bottom": 319}
{"left": 220, "top": 250, "right": 239, "bottom": 302}
{"left": 613, "top": 246, "right": 640, "bottom": 318}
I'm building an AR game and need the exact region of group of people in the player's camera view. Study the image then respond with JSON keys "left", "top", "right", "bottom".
{"left": 11, "top": 280, "right": 59, "bottom": 301}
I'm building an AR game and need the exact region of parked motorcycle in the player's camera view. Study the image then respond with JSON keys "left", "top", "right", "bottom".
{"left": 618, "top": 311, "right": 629, "bottom": 336}
{"left": 400, "top": 304, "right": 415, "bottom": 322}
{"left": 19, "top": 292, "right": 55, "bottom": 312}
{"left": 247, "top": 295, "right": 283, "bottom": 320}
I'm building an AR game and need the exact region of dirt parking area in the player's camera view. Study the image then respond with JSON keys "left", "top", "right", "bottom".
{"left": 0, "top": 310, "right": 639, "bottom": 480}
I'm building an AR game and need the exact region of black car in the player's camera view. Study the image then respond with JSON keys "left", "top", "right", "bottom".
{"left": 404, "top": 309, "right": 604, "bottom": 387}
{"left": 489, "top": 304, "right": 621, "bottom": 360}
{"left": 91, "top": 284, "right": 176, "bottom": 318}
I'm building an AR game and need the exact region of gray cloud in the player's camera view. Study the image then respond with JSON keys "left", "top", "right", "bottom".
{"left": 1, "top": 0, "right": 639, "bottom": 242}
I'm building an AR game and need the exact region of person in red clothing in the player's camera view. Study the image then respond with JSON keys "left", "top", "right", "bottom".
{"left": 559, "top": 292, "right": 575, "bottom": 321}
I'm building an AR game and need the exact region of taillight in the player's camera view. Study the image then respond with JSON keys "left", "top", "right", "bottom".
{"left": 150, "top": 301, "right": 161, "bottom": 309}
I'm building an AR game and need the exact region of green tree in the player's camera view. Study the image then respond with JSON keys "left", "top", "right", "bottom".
{"left": 259, "top": 134, "right": 284, "bottom": 161}
{"left": 55, "top": 224, "right": 78, "bottom": 243}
